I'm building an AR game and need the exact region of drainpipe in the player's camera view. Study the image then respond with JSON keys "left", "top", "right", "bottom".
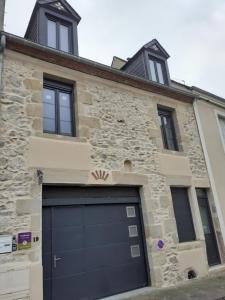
{"left": 0, "top": 0, "right": 6, "bottom": 31}
{"left": 193, "top": 98, "right": 225, "bottom": 246}
{"left": 0, "top": 0, "right": 6, "bottom": 90}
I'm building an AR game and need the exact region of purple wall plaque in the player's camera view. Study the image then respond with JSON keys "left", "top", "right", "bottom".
{"left": 18, "top": 232, "right": 32, "bottom": 250}
{"left": 157, "top": 240, "right": 165, "bottom": 249}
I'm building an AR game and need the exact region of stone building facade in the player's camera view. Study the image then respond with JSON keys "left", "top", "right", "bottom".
{"left": 0, "top": 40, "right": 224, "bottom": 299}
{"left": 0, "top": 1, "right": 225, "bottom": 299}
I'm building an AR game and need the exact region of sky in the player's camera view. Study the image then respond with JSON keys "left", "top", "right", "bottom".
{"left": 4, "top": 0, "right": 225, "bottom": 98}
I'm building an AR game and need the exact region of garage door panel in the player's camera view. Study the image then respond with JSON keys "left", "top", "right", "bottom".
{"left": 43, "top": 253, "right": 52, "bottom": 279}
{"left": 53, "top": 249, "right": 85, "bottom": 277}
{"left": 53, "top": 226, "right": 84, "bottom": 251}
{"left": 53, "top": 206, "right": 84, "bottom": 227}
{"left": 53, "top": 273, "right": 87, "bottom": 300}
{"left": 107, "top": 262, "right": 147, "bottom": 293}
{"left": 85, "top": 222, "right": 130, "bottom": 246}
{"left": 43, "top": 229, "right": 51, "bottom": 253}
{"left": 43, "top": 279, "right": 51, "bottom": 300}
{"left": 84, "top": 204, "right": 126, "bottom": 225}
{"left": 85, "top": 269, "right": 110, "bottom": 299}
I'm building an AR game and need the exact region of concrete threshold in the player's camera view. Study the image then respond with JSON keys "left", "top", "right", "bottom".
{"left": 101, "top": 287, "right": 155, "bottom": 300}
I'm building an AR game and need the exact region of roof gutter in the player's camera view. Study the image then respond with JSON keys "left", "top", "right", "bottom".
{"left": 3, "top": 31, "right": 195, "bottom": 103}
{"left": 192, "top": 86, "right": 225, "bottom": 109}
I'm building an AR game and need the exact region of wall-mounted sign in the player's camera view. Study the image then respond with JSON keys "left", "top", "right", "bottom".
{"left": 157, "top": 240, "right": 165, "bottom": 250}
{"left": 18, "top": 232, "right": 32, "bottom": 250}
{"left": 0, "top": 235, "right": 12, "bottom": 254}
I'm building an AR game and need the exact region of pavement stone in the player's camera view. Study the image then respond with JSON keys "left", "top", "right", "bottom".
{"left": 105, "top": 273, "right": 225, "bottom": 300}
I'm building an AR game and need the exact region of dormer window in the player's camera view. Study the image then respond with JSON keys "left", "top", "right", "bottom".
{"left": 121, "top": 39, "right": 171, "bottom": 86}
{"left": 47, "top": 18, "right": 71, "bottom": 53}
{"left": 25, "top": 0, "right": 81, "bottom": 56}
{"left": 149, "top": 57, "right": 166, "bottom": 84}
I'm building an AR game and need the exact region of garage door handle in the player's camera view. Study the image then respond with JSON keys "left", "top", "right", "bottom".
{"left": 53, "top": 255, "right": 62, "bottom": 268}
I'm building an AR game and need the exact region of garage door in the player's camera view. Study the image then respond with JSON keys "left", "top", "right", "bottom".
{"left": 42, "top": 186, "right": 148, "bottom": 300}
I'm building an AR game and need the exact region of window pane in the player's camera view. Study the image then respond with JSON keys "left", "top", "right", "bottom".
{"left": 59, "top": 92, "right": 71, "bottom": 122}
{"left": 60, "top": 107, "right": 71, "bottom": 122}
{"left": 59, "top": 92, "right": 72, "bottom": 135}
{"left": 47, "top": 20, "right": 57, "bottom": 48}
{"left": 149, "top": 59, "right": 157, "bottom": 82}
{"left": 158, "top": 109, "right": 178, "bottom": 151}
{"left": 60, "top": 121, "right": 72, "bottom": 135}
{"left": 199, "top": 206, "right": 211, "bottom": 234}
{"left": 44, "top": 103, "right": 55, "bottom": 119}
{"left": 43, "top": 88, "right": 56, "bottom": 132}
{"left": 43, "top": 88, "right": 55, "bottom": 104}
{"left": 59, "top": 24, "right": 69, "bottom": 52}
{"left": 171, "top": 188, "right": 196, "bottom": 243}
{"left": 156, "top": 62, "right": 165, "bottom": 84}
{"left": 44, "top": 118, "right": 55, "bottom": 132}
{"left": 59, "top": 92, "right": 70, "bottom": 107}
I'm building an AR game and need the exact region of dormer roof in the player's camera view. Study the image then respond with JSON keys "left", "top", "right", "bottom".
{"left": 37, "top": 0, "right": 81, "bottom": 22}
{"left": 144, "top": 39, "right": 170, "bottom": 59}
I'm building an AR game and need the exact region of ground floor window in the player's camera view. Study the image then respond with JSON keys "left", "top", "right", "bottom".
{"left": 170, "top": 187, "right": 196, "bottom": 243}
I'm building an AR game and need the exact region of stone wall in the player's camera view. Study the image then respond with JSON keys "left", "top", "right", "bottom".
{"left": 0, "top": 49, "right": 222, "bottom": 299}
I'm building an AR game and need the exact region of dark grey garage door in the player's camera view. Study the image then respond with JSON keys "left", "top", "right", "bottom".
{"left": 42, "top": 186, "right": 148, "bottom": 300}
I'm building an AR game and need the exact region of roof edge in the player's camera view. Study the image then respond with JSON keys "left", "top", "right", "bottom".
{"left": 3, "top": 32, "right": 194, "bottom": 103}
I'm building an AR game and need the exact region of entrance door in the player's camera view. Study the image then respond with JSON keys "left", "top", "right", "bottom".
{"left": 42, "top": 187, "right": 148, "bottom": 300}
{"left": 196, "top": 189, "right": 221, "bottom": 266}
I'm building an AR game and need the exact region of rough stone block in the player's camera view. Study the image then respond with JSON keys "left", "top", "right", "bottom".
{"left": 26, "top": 104, "right": 42, "bottom": 117}
{"left": 79, "top": 92, "right": 93, "bottom": 105}
{"left": 79, "top": 126, "right": 90, "bottom": 139}
{"left": 149, "top": 225, "right": 163, "bottom": 239}
{"left": 164, "top": 219, "right": 176, "bottom": 234}
{"left": 31, "top": 92, "right": 42, "bottom": 103}
{"left": 32, "top": 118, "right": 42, "bottom": 131}
{"left": 16, "top": 199, "right": 32, "bottom": 215}
{"left": 23, "top": 79, "right": 42, "bottom": 91}
{"left": 79, "top": 116, "right": 101, "bottom": 128}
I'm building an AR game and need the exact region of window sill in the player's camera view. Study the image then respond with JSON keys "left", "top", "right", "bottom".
{"left": 38, "top": 132, "right": 87, "bottom": 143}
{"left": 177, "top": 240, "right": 203, "bottom": 251}
{"left": 161, "top": 148, "right": 185, "bottom": 156}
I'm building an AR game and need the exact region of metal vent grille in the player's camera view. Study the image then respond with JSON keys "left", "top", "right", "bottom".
{"left": 131, "top": 245, "right": 140, "bottom": 258}
{"left": 128, "top": 225, "right": 138, "bottom": 237}
{"left": 126, "top": 206, "right": 136, "bottom": 218}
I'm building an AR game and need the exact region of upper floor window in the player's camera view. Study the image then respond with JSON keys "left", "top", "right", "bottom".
{"left": 149, "top": 57, "right": 167, "bottom": 84}
{"left": 43, "top": 80, "right": 75, "bottom": 136}
{"left": 47, "top": 18, "right": 71, "bottom": 53}
{"left": 218, "top": 115, "right": 225, "bottom": 147}
{"left": 158, "top": 107, "right": 178, "bottom": 151}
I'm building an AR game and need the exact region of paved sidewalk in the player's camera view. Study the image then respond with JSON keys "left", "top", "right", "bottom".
{"left": 105, "top": 272, "right": 225, "bottom": 300}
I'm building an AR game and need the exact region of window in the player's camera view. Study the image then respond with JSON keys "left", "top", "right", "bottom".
{"left": 149, "top": 57, "right": 166, "bottom": 84}
{"left": 47, "top": 18, "right": 71, "bottom": 52}
{"left": 158, "top": 107, "right": 178, "bottom": 151}
{"left": 170, "top": 188, "right": 196, "bottom": 243}
{"left": 43, "top": 80, "right": 74, "bottom": 136}
{"left": 218, "top": 115, "right": 225, "bottom": 147}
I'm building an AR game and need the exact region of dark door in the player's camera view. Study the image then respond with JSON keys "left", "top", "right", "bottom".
{"left": 42, "top": 187, "right": 148, "bottom": 300}
{"left": 196, "top": 189, "right": 221, "bottom": 266}
{"left": 170, "top": 188, "right": 196, "bottom": 243}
